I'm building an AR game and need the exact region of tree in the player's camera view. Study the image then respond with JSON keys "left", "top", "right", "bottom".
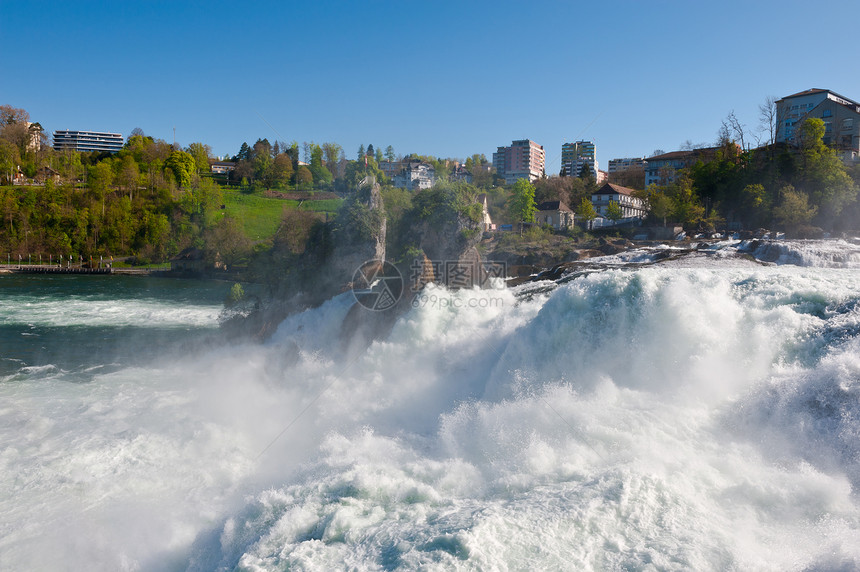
{"left": 606, "top": 200, "right": 623, "bottom": 225}
{"left": 649, "top": 191, "right": 672, "bottom": 227}
{"left": 719, "top": 110, "right": 747, "bottom": 150}
{"left": 185, "top": 142, "right": 212, "bottom": 173}
{"left": 321, "top": 142, "right": 343, "bottom": 177}
{"left": 88, "top": 161, "right": 114, "bottom": 216}
{"left": 576, "top": 198, "right": 597, "bottom": 229}
{"left": 667, "top": 174, "right": 705, "bottom": 227}
{"left": 508, "top": 178, "right": 536, "bottom": 232}
{"left": 758, "top": 95, "right": 780, "bottom": 149}
{"left": 309, "top": 144, "right": 333, "bottom": 187}
{"left": 236, "top": 142, "right": 251, "bottom": 162}
{"left": 165, "top": 150, "right": 196, "bottom": 188}
{"left": 385, "top": 145, "right": 395, "bottom": 163}
{"left": 366, "top": 144, "right": 374, "bottom": 158}
{"left": 117, "top": 155, "right": 140, "bottom": 201}
{"left": 357, "top": 144, "right": 365, "bottom": 161}
{"left": 774, "top": 185, "right": 817, "bottom": 233}
{"left": 296, "top": 165, "right": 313, "bottom": 190}
{"left": 271, "top": 153, "right": 294, "bottom": 189}
{"left": 0, "top": 139, "right": 20, "bottom": 184}
{"left": 796, "top": 117, "right": 857, "bottom": 219}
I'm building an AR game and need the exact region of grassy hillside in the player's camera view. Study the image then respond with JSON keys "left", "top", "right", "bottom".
{"left": 221, "top": 188, "right": 342, "bottom": 241}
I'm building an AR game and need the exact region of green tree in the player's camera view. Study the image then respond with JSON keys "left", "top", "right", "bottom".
{"left": 576, "top": 198, "right": 597, "bottom": 229}
{"left": 649, "top": 191, "right": 672, "bottom": 227}
{"left": 185, "top": 142, "right": 212, "bottom": 173}
{"left": 796, "top": 117, "right": 857, "bottom": 219}
{"left": 605, "top": 200, "right": 623, "bottom": 225}
{"left": 165, "top": 150, "right": 196, "bottom": 188}
{"left": 508, "top": 178, "right": 537, "bottom": 232}
{"left": 296, "top": 165, "right": 313, "bottom": 190}
{"left": 309, "top": 144, "right": 333, "bottom": 187}
{"left": 271, "top": 153, "right": 294, "bottom": 189}
{"left": 385, "top": 145, "right": 395, "bottom": 163}
{"left": 205, "top": 216, "right": 252, "bottom": 269}
{"left": 88, "top": 161, "right": 114, "bottom": 216}
{"left": 774, "top": 185, "right": 817, "bottom": 233}
{"left": 117, "top": 155, "right": 139, "bottom": 200}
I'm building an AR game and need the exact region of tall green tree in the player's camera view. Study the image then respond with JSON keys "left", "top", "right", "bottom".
{"left": 606, "top": 200, "right": 623, "bottom": 225}
{"left": 796, "top": 118, "right": 857, "bottom": 219}
{"left": 185, "top": 142, "right": 212, "bottom": 173}
{"left": 165, "top": 150, "right": 196, "bottom": 188}
{"left": 508, "top": 178, "right": 536, "bottom": 232}
{"left": 576, "top": 198, "right": 597, "bottom": 229}
{"left": 774, "top": 185, "right": 817, "bottom": 233}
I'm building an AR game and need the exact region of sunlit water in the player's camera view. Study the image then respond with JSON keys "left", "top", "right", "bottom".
{"left": 2, "top": 242, "right": 860, "bottom": 571}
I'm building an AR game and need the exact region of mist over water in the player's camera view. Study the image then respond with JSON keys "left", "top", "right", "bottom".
{"left": 2, "top": 242, "right": 860, "bottom": 570}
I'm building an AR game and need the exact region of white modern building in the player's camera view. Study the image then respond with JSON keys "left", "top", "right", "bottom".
{"left": 53, "top": 130, "right": 124, "bottom": 153}
{"left": 392, "top": 161, "right": 436, "bottom": 190}
{"left": 591, "top": 183, "right": 647, "bottom": 221}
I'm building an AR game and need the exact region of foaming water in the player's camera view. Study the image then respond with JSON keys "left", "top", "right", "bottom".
{"left": 2, "top": 253, "right": 860, "bottom": 570}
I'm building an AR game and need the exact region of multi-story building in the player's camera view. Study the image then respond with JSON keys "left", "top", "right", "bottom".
{"left": 53, "top": 130, "right": 124, "bottom": 154}
{"left": 561, "top": 140, "right": 597, "bottom": 178}
{"left": 644, "top": 147, "right": 719, "bottom": 187}
{"left": 607, "top": 157, "right": 646, "bottom": 174}
{"left": 775, "top": 88, "right": 860, "bottom": 160}
{"left": 493, "top": 139, "right": 545, "bottom": 185}
{"left": 379, "top": 160, "right": 404, "bottom": 180}
{"left": 591, "top": 183, "right": 647, "bottom": 220}
{"left": 392, "top": 161, "right": 436, "bottom": 190}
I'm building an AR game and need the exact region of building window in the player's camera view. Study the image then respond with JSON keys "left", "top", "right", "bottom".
{"left": 843, "top": 118, "right": 853, "bottom": 129}
{"left": 822, "top": 109, "right": 832, "bottom": 117}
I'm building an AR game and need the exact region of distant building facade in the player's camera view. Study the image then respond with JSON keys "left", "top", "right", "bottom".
{"left": 775, "top": 88, "right": 860, "bottom": 160}
{"left": 561, "top": 140, "right": 597, "bottom": 178}
{"left": 608, "top": 157, "right": 646, "bottom": 174}
{"left": 644, "top": 147, "right": 718, "bottom": 187}
{"left": 493, "top": 139, "right": 545, "bottom": 184}
{"left": 451, "top": 164, "right": 473, "bottom": 184}
{"left": 53, "top": 130, "right": 124, "bottom": 153}
{"left": 392, "top": 161, "right": 436, "bottom": 190}
{"left": 210, "top": 161, "right": 236, "bottom": 175}
{"left": 379, "top": 160, "right": 404, "bottom": 180}
{"left": 591, "top": 183, "right": 646, "bottom": 220}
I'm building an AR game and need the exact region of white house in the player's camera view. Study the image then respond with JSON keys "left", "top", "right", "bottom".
{"left": 591, "top": 183, "right": 646, "bottom": 222}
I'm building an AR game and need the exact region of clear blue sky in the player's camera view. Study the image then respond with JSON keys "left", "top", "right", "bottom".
{"left": 3, "top": 0, "right": 859, "bottom": 174}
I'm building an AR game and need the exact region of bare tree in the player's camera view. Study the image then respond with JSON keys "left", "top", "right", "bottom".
{"left": 758, "top": 95, "right": 779, "bottom": 147}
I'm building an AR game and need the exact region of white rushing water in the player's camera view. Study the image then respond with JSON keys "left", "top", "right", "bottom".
{"left": 1, "top": 242, "right": 860, "bottom": 571}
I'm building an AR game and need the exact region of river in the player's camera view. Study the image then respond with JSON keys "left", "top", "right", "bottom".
{"left": 1, "top": 241, "right": 860, "bottom": 570}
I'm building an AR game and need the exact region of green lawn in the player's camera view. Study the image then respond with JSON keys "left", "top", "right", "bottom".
{"left": 221, "top": 188, "right": 342, "bottom": 241}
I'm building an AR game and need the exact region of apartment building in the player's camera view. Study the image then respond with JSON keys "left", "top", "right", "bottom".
{"left": 561, "top": 140, "right": 597, "bottom": 178}
{"left": 492, "top": 139, "right": 545, "bottom": 185}
{"left": 775, "top": 88, "right": 860, "bottom": 160}
{"left": 644, "top": 147, "right": 719, "bottom": 187}
{"left": 607, "top": 157, "right": 646, "bottom": 174}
